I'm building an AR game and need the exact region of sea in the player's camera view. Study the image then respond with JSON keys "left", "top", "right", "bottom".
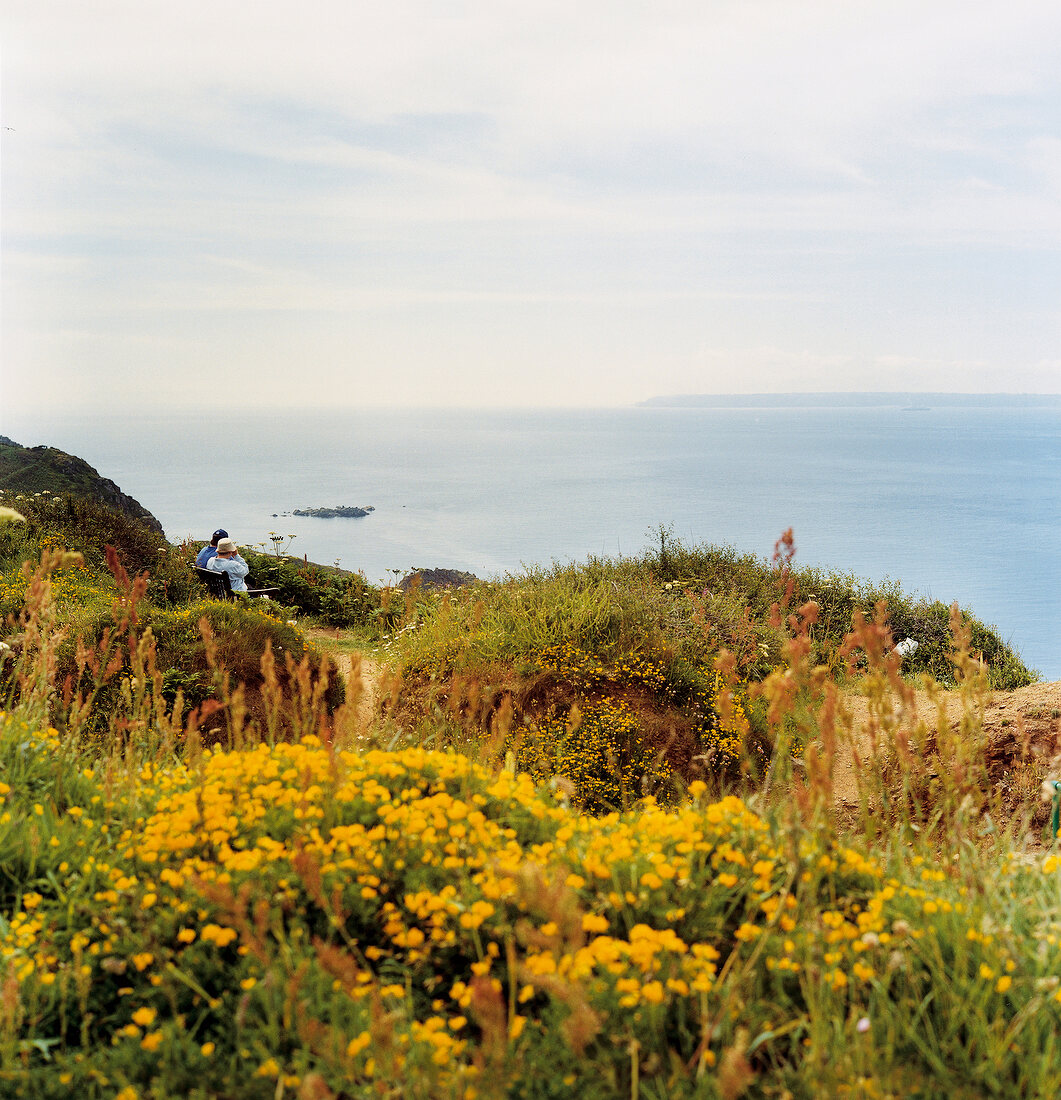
{"left": 3, "top": 403, "right": 1059, "bottom": 680}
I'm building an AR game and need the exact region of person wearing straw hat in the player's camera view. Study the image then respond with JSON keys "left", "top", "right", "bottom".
{"left": 206, "top": 537, "right": 249, "bottom": 593}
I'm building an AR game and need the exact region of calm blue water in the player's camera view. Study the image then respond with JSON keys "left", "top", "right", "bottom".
{"left": 3, "top": 405, "right": 1059, "bottom": 678}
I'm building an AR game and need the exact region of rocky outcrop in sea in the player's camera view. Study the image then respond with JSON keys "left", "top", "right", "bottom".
{"left": 279, "top": 505, "right": 375, "bottom": 518}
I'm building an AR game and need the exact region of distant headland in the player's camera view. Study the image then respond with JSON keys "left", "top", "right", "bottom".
{"left": 638, "top": 392, "right": 1061, "bottom": 409}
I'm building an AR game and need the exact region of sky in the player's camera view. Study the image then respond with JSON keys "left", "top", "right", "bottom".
{"left": 3, "top": 0, "right": 1061, "bottom": 413}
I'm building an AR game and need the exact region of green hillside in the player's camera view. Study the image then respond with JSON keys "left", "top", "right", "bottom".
{"left": 0, "top": 458, "right": 1057, "bottom": 1099}
{"left": 0, "top": 435, "right": 163, "bottom": 532}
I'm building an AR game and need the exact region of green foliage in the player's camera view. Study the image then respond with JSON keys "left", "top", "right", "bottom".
{"left": 0, "top": 710, "right": 1059, "bottom": 1097}
{"left": 395, "top": 539, "right": 1034, "bottom": 695}
{"left": 144, "top": 599, "right": 342, "bottom": 715}
{"left": 392, "top": 563, "right": 673, "bottom": 677}
{"left": 0, "top": 493, "right": 197, "bottom": 607}
{"left": 635, "top": 534, "right": 1036, "bottom": 689}
{"left": 0, "top": 509, "right": 1055, "bottom": 1097}
{"left": 236, "top": 549, "right": 381, "bottom": 628}
{"left": 386, "top": 540, "right": 1035, "bottom": 803}
{"left": 0, "top": 719, "right": 102, "bottom": 910}
{"left": 1, "top": 523, "right": 342, "bottom": 748}
{"left": 880, "top": 594, "right": 1037, "bottom": 690}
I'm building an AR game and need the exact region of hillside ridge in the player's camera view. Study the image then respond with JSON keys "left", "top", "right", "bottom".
{"left": 0, "top": 435, "right": 163, "bottom": 532}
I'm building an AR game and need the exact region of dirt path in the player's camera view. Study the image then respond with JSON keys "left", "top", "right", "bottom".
{"left": 305, "top": 628, "right": 387, "bottom": 738}
{"left": 329, "top": 651, "right": 382, "bottom": 732}
{"left": 832, "top": 680, "right": 1061, "bottom": 805}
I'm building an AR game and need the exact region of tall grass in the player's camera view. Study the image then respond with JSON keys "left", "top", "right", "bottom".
{"left": 0, "top": 511, "right": 1054, "bottom": 1097}
{"left": 2, "top": 544, "right": 343, "bottom": 751}
{"left": 380, "top": 543, "right": 1035, "bottom": 816}
{"left": 390, "top": 541, "right": 1034, "bottom": 689}
{"left": 0, "top": 554, "right": 1056, "bottom": 1097}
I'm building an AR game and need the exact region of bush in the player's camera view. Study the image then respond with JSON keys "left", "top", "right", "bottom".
{"left": 2, "top": 545, "right": 343, "bottom": 749}
{"left": 231, "top": 550, "right": 380, "bottom": 628}
{"left": 0, "top": 493, "right": 199, "bottom": 607}
{"left": 383, "top": 542, "right": 1035, "bottom": 804}
{"left": 636, "top": 534, "right": 1036, "bottom": 689}
{"left": 2, "top": 726, "right": 1059, "bottom": 1098}
{"left": 146, "top": 598, "right": 343, "bottom": 722}
{"left": 386, "top": 567, "right": 774, "bottom": 801}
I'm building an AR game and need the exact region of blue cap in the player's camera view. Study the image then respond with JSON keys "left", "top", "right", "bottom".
{"left": 212, "top": 529, "right": 228, "bottom": 542}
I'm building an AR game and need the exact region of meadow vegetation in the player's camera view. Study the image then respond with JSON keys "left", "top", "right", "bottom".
{"left": 0, "top": 492, "right": 1055, "bottom": 1098}
{"left": 382, "top": 527, "right": 1035, "bottom": 812}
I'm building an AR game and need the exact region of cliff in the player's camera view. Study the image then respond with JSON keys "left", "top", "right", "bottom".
{"left": 0, "top": 436, "right": 164, "bottom": 533}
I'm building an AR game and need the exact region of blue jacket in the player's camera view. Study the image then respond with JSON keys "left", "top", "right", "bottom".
{"left": 207, "top": 554, "right": 250, "bottom": 592}
{"left": 195, "top": 545, "right": 218, "bottom": 568}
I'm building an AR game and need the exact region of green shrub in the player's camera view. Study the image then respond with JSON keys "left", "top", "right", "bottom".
{"left": 0, "top": 494, "right": 198, "bottom": 608}
{"left": 384, "top": 540, "right": 1035, "bottom": 804}
{"left": 147, "top": 599, "right": 328, "bottom": 692}
{"left": 3, "top": 494, "right": 165, "bottom": 574}
{"left": 392, "top": 564, "right": 672, "bottom": 678}
{"left": 2, "top": 544, "right": 343, "bottom": 748}
{"left": 636, "top": 534, "right": 1036, "bottom": 689}
{"left": 230, "top": 550, "right": 380, "bottom": 628}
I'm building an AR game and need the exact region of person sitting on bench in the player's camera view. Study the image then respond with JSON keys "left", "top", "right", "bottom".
{"left": 195, "top": 528, "right": 228, "bottom": 568}
{"left": 206, "top": 537, "right": 250, "bottom": 593}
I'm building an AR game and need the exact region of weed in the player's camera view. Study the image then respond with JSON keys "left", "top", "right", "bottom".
{"left": 0, "top": 513, "right": 1052, "bottom": 1097}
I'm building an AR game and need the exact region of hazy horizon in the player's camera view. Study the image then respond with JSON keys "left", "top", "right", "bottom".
{"left": 6, "top": 391, "right": 1061, "bottom": 443}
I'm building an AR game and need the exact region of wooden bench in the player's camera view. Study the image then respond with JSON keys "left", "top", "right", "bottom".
{"left": 195, "top": 567, "right": 281, "bottom": 601}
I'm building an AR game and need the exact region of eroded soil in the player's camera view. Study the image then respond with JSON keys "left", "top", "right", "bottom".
{"left": 307, "top": 624, "right": 1061, "bottom": 821}
{"left": 833, "top": 679, "right": 1061, "bottom": 806}
{"left": 306, "top": 628, "right": 385, "bottom": 740}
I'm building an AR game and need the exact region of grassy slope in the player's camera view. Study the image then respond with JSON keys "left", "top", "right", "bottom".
{"left": 0, "top": 437, "right": 163, "bottom": 531}
{"left": 1, "top": 501, "right": 1060, "bottom": 1095}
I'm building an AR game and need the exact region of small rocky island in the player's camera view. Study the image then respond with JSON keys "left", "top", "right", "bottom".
{"left": 281, "top": 505, "right": 375, "bottom": 518}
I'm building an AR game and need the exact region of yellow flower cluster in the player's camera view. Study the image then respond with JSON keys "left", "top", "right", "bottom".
{"left": 518, "top": 694, "right": 671, "bottom": 812}
{"left": 689, "top": 669, "right": 758, "bottom": 775}
{"left": 539, "top": 641, "right": 668, "bottom": 694}
{"left": 0, "top": 556, "right": 101, "bottom": 616}
{"left": 1, "top": 723, "right": 1055, "bottom": 1095}
{"left": 515, "top": 643, "right": 677, "bottom": 810}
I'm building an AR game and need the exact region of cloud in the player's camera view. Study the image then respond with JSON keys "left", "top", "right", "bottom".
{"left": 4, "top": 0, "right": 1061, "bottom": 412}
